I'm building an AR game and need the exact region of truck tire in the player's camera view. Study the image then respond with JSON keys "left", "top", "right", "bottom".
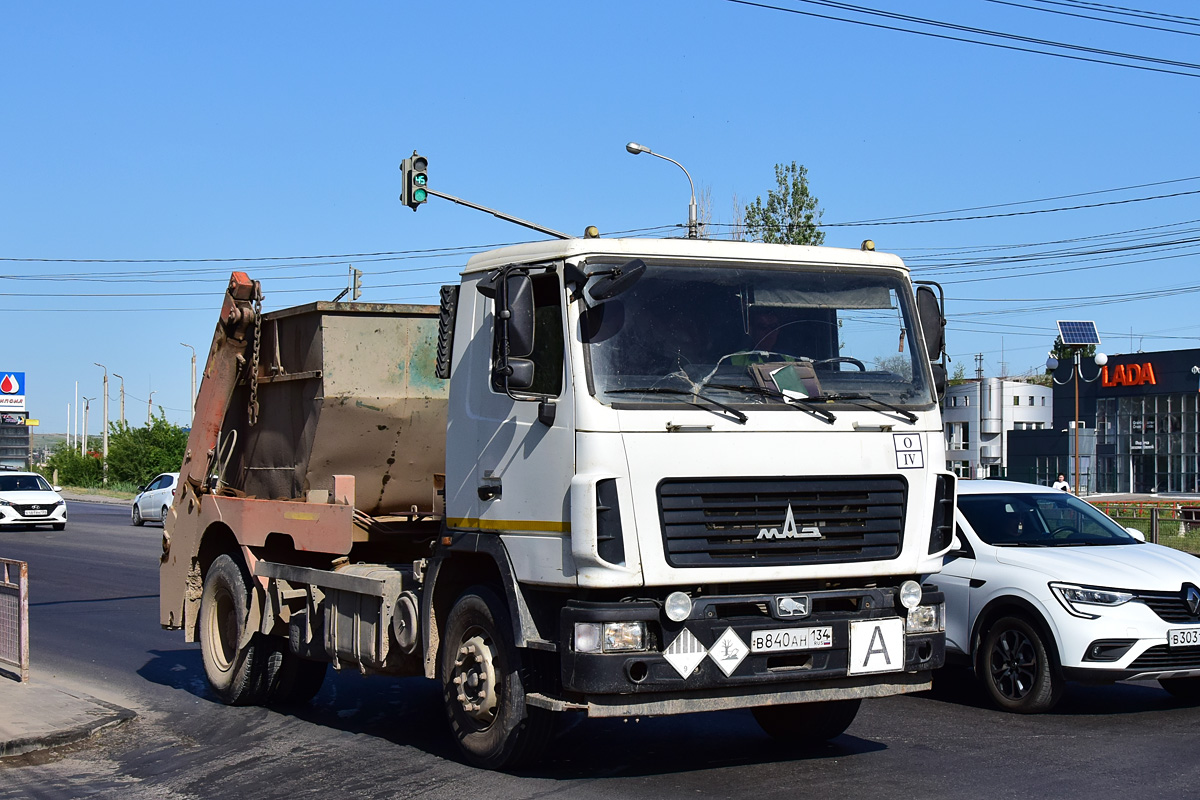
{"left": 752, "top": 699, "right": 861, "bottom": 743}
{"left": 199, "top": 554, "right": 270, "bottom": 706}
{"left": 979, "top": 615, "right": 1063, "bottom": 713}
{"left": 265, "top": 642, "right": 327, "bottom": 706}
{"left": 439, "top": 586, "right": 554, "bottom": 769}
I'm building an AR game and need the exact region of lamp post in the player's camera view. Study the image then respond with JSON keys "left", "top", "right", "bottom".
{"left": 94, "top": 363, "right": 109, "bottom": 484}
{"left": 112, "top": 373, "right": 126, "bottom": 425}
{"left": 180, "top": 343, "right": 196, "bottom": 423}
{"left": 1047, "top": 350, "right": 1108, "bottom": 496}
{"left": 147, "top": 390, "right": 156, "bottom": 426}
{"left": 625, "top": 142, "right": 699, "bottom": 238}
{"left": 81, "top": 397, "right": 95, "bottom": 456}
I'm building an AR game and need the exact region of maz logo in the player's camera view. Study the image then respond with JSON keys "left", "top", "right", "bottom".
{"left": 757, "top": 503, "right": 822, "bottom": 540}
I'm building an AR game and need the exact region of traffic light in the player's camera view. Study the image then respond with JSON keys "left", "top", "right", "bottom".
{"left": 352, "top": 268, "right": 363, "bottom": 300}
{"left": 401, "top": 152, "right": 428, "bottom": 211}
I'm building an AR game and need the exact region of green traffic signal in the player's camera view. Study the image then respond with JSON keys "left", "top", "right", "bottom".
{"left": 413, "top": 187, "right": 427, "bottom": 203}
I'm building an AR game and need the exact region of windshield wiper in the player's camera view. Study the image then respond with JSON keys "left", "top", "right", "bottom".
{"left": 705, "top": 383, "right": 837, "bottom": 424}
{"left": 607, "top": 387, "right": 748, "bottom": 424}
{"left": 808, "top": 392, "right": 918, "bottom": 425}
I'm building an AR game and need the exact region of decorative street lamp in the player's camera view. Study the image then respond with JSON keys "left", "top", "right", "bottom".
{"left": 1047, "top": 349, "right": 1108, "bottom": 496}
{"left": 625, "top": 142, "right": 699, "bottom": 239}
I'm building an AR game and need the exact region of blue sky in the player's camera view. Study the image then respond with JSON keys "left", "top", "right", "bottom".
{"left": 2, "top": 1, "right": 1198, "bottom": 433}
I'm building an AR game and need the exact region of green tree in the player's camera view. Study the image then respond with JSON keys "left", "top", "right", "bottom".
{"left": 948, "top": 361, "right": 969, "bottom": 386}
{"left": 45, "top": 444, "right": 103, "bottom": 486}
{"left": 106, "top": 412, "right": 189, "bottom": 486}
{"left": 1046, "top": 335, "right": 1096, "bottom": 373}
{"left": 744, "top": 161, "right": 825, "bottom": 245}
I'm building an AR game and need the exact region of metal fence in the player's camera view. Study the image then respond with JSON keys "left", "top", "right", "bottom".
{"left": 0, "top": 558, "right": 29, "bottom": 682}
{"left": 1090, "top": 500, "right": 1200, "bottom": 552}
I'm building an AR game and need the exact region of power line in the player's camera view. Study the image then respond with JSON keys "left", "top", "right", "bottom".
{"left": 722, "top": 0, "right": 1200, "bottom": 78}
{"left": 985, "top": 0, "right": 1200, "bottom": 37}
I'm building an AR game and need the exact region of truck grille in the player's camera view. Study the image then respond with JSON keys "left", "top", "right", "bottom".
{"left": 658, "top": 476, "right": 906, "bottom": 568}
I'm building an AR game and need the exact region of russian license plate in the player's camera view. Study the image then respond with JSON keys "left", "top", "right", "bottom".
{"left": 25, "top": 509, "right": 47, "bottom": 516}
{"left": 749, "top": 626, "right": 833, "bottom": 653}
{"left": 847, "top": 618, "right": 906, "bottom": 675}
{"left": 1168, "top": 628, "right": 1200, "bottom": 648}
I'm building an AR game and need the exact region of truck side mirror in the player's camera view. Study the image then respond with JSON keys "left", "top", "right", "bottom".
{"left": 588, "top": 258, "right": 646, "bottom": 302}
{"left": 504, "top": 274, "right": 535, "bottom": 358}
{"left": 507, "top": 358, "right": 535, "bottom": 390}
{"left": 915, "top": 284, "right": 944, "bottom": 362}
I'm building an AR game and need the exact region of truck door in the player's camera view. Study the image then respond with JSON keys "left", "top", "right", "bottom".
{"left": 446, "top": 266, "right": 576, "bottom": 583}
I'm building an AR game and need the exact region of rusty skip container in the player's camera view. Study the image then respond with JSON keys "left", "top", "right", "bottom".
{"left": 221, "top": 301, "right": 447, "bottom": 516}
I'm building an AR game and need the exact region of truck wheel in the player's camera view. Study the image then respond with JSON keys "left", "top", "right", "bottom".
{"left": 752, "top": 699, "right": 861, "bottom": 742}
{"left": 1159, "top": 677, "right": 1200, "bottom": 702}
{"left": 439, "top": 586, "right": 554, "bottom": 769}
{"left": 199, "top": 554, "right": 269, "bottom": 706}
{"left": 265, "top": 642, "right": 328, "bottom": 706}
{"left": 979, "top": 615, "right": 1063, "bottom": 713}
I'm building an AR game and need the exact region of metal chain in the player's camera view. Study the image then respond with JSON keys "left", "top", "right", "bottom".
{"left": 248, "top": 294, "right": 262, "bottom": 426}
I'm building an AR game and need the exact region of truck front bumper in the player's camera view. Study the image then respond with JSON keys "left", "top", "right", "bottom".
{"left": 550, "top": 586, "right": 944, "bottom": 716}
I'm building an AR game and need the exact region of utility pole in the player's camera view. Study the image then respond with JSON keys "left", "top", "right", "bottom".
{"left": 73, "top": 380, "right": 78, "bottom": 450}
{"left": 94, "top": 363, "right": 109, "bottom": 484}
{"left": 113, "top": 373, "right": 126, "bottom": 425}
{"left": 147, "top": 391, "right": 156, "bottom": 426}
{"left": 180, "top": 343, "right": 196, "bottom": 423}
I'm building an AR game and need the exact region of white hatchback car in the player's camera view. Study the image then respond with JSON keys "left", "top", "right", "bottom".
{"left": 939, "top": 480, "right": 1200, "bottom": 713}
{"left": 0, "top": 471, "right": 67, "bottom": 531}
{"left": 131, "top": 472, "right": 179, "bottom": 526}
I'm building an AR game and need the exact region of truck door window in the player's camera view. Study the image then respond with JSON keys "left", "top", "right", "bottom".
{"left": 491, "top": 271, "right": 563, "bottom": 397}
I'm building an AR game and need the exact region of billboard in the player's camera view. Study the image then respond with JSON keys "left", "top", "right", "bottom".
{"left": 0, "top": 372, "right": 26, "bottom": 411}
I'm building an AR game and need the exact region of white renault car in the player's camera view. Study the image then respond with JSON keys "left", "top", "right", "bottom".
{"left": 0, "top": 470, "right": 67, "bottom": 531}
{"left": 131, "top": 472, "right": 179, "bottom": 526}
{"left": 940, "top": 480, "right": 1200, "bottom": 713}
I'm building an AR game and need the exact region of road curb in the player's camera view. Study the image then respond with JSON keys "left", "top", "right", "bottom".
{"left": 0, "top": 683, "right": 137, "bottom": 758}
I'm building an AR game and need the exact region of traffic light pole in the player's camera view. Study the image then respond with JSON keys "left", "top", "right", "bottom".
{"left": 424, "top": 188, "right": 572, "bottom": 240}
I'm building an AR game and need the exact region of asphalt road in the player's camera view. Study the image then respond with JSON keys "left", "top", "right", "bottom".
{"left": 1, "top": 501, "right": 1198, "bottom": 799}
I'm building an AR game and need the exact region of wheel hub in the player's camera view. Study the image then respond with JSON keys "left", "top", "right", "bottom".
{"left": 452, "top": 634, "right": 498, "bottom": 723}
{"left": 990, "top": 630, "right": 1035, "bottom": 700}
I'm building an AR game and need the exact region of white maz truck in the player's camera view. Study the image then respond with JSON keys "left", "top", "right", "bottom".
{"left": 160, "top": 236, "right": 955, "bottom": 768}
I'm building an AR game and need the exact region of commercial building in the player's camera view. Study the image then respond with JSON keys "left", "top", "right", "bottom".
{"left": 942, "top": 378, "right": 1053, "bottom": 479}
{"left": 0, "top": 372, "right": 31, "bottom": 470}
{"left": 1007, "top": 347, "right": 1200, "bottom": 494}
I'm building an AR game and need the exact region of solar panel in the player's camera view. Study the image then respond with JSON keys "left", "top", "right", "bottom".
{"left": 1057, "top": 320, "right": 1101, "bottom": 346}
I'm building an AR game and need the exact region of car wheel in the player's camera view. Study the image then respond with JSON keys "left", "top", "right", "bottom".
{"left": 752, "top": 699, "right": 861, "bottom": 743}
{"left": 1159, "top": 677, "right": 1200, "bottom": 702}
{"left": 132, "top": 505, "right": 144, "bottom": 526}
{"left": 979, "top": 615, "right": 1063, "bottom": 713}
{"left": 439, "top": 585, "right": 554, "bottom": 769}
{"left": 161, "top": 505, "right": 170, "bottom": 524}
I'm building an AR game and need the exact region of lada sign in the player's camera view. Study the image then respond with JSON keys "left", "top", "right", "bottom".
{"left": 0, "top": 372, "right": 25, "bottom": 411}
{"left": 1102, "top": 362, "right": 1156, "bottom": 388}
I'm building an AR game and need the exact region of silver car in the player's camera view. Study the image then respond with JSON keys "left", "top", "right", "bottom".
{"left": 131, "top": 472, "right": 179, "bottom": 526}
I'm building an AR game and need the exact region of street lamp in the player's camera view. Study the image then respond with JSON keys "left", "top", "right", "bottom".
{"left": 94, "top": 363, "right": 109, "bottom": 484}
{"left": 625, "top": 141, "right": 699, "bottom": 239}
{"left": 81, "top": 397, "right": 95, "bottom": 456}
{"left": 180, "top": 343, "right": 196, "bottom": 423}
{"left": 112, "top": 373, "right": 126, "bottom": 425}
{"left": 1047, "top": 350, "right": 1108, "bottom": 496}
{"left": 147, "top": 390, "right": 156, "bottom": 426}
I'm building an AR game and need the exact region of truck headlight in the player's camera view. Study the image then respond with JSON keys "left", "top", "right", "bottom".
{"left": 906, "top": 603, "right": 944, "bottom": 634}
{"left": 1050, "top": 582, "right": 1133, "bottom": 619}
{"left": 574, "top": 621, "right": 648, "bottom": 653}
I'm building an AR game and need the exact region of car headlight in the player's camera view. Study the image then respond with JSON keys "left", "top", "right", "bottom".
{"left": 0, "top": 499, "right": 11, "bottom": 507}
{"left": 1050, "top": 582, "right": 1134, "bottom": 619}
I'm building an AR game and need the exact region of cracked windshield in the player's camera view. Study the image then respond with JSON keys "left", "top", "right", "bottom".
{"left": 580, "top": 262, "right": 934, "bottom": 411}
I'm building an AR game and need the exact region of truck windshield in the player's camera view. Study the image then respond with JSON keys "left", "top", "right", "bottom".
{"left": 579, "top": 262, "right": 935, "bottom": 410}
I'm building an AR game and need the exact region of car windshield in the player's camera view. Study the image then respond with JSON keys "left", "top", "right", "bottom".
{"left": 579, "top": 261, "right": 935, "bottom": 409}
{"left": 959, "top": 491, "right": 1137, "bottom": 546}
{"left": 0, "top": 474, "right": 52, "bottom": 492}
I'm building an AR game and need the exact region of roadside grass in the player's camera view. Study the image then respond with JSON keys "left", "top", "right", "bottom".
{"left": 58, "top": 481, "right": 139, "bottom": 501}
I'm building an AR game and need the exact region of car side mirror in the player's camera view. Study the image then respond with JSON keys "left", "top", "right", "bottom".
{"left": 1125, "top": 526, "right": 1147, "bottom": 543}
{"left": 52, "top": 485, "right": 62, "bottom": 493}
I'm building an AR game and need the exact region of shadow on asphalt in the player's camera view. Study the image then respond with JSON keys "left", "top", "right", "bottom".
{"left": 915, "top": 664, "right": 1196, "bottom": 716}
{"left": 137, "top": 648, "right": 888, "bottom": 777}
